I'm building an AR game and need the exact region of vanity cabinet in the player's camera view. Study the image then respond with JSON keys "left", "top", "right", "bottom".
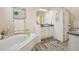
{"left": 68, "top": 32, "right": 79, "bottom": 51}
{"left": 41, "top": 26, "right": 54, "bottom": 39}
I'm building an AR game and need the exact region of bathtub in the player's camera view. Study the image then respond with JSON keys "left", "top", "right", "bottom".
{"left": 0, "top": 33, "right": 41, "bottom": 51}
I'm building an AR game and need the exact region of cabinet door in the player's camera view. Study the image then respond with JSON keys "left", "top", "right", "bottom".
{"left": 41, "top": 28, "right": 44, "bottom": 39}
{"left": 50, "top": 27, "right": 54, "bottom": 37}
{"left": 45, "top": 27, "right": 53, "bottom": 37}
{"left": 69, "top": 35, "right": 79, "bottom": 51}
{"left": 45, "top": 27, "right": 49, "bottom": 38}
{"left": 41, "top": 27, "right": 46, "bottom": 39}
{"left": 41, "top": 27, "right": 54, "bottom": 39}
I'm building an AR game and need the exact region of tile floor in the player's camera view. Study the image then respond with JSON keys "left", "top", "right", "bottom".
{"left": 32, "top": 37, "right": 68, "bottom": 51}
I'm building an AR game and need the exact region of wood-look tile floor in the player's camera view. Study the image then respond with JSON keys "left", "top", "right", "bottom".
{"left": 32, "top": 37, "right": 68, "bottom": 51}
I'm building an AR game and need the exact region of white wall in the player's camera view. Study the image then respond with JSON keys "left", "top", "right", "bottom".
{"left": 63, "top": 8, "right": 70, "bottom": 41}
{"left": 0, "top": 7, "right": 40, "bottom": 36}
{"left": 67, "top": 7, "right": 79, "bottom": 30}
{"left": 0, "top": 7, "right": 13, "bottom": 36}
{"left": 0, "top": 8, "right": 7, "bottom": 32}
{"left": 25, "top": 8, "right": 40, "bottom": 34}
{"left": 74, "top": 17, "right": 79, "bottom": 28}
{"left": 54, "top": 8, "right": 64, "bottom": 42}
{"left": 44, "top": 10, "right": 57, "bottom": 24}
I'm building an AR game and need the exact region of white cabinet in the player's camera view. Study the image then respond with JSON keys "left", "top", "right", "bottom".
{"left": 41, "top": 26, "right": 54, "bottom": 39}
{"left": 69, "top": 34, "right": 79, "bottom": 51}
{"left": 41, "top": 27, "right": 46, "bottom": 39}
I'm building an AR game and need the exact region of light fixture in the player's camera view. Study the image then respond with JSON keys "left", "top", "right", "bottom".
{"left": 38, "top": 8, "right": 48, "bottom": 12}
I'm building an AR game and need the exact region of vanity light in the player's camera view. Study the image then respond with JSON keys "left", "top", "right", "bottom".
{"left": 38, "top": 8, "right": 48, "bottom": 12}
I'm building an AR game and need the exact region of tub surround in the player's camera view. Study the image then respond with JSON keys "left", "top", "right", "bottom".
{"left": 0, "top": 33, "right": 41, "bottom": 51}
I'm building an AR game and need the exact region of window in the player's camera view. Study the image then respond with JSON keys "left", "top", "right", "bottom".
{"left": 14, "top": 20, "right": 25, "bottom": 33}
{"left": 13, "top": 7, "right": 26, "bottom": 34}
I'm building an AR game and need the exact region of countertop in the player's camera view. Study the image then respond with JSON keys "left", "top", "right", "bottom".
{"left": 41, "top": 24, "right": 54, "bottom": 27}
{"left": 68, "top": 31, "right": 79, "bottom": 36}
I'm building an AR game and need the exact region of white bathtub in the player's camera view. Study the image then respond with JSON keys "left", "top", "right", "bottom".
{"left": 0, "top": 33, "right": 41, "bottom": 51}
